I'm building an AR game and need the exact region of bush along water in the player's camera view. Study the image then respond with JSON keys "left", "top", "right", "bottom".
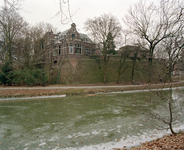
{"left": 0, "top": 64, "right": 47, "bottom": 86}
{"left": 0, "top": 62, "right": 14, "bottom": 85}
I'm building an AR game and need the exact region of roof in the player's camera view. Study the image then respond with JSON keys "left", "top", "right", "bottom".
{"left": 59, "top": 28, "right": 70, "bottom": 36}
{"left": 53, "top": 25, "right": 94, "bottom": 44}
{"left": 79, "top": 33, "right": 93, "bottom": 43}
{"left": 119, "top": 45, "right": 149, "bottom": 52}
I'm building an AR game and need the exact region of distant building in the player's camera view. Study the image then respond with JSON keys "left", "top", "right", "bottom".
{"left": 41, "top": 23, "right": 98, "bottom": 66}
{"left": 118, "top": 45, "right": 150, "bottom": 59}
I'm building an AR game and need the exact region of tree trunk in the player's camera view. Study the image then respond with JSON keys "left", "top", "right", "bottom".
{"left": 117, "top": 73, "right": 120, "bottom": 84}
{"left": 131, "top": 60, "right": 136, "bottom": 84}
{"left": 148, "top": 57, "right": 152, "bottom": 83}
{"left": 169, "top": 90, "right": 176, "bottom": 135}
{"left": 103, "top": 64, "right": 107, "bottom": 83}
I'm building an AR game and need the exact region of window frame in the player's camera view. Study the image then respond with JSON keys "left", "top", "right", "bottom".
{"left": 75, "top": 44, "right": 82, "bottom": 54}
{"left": 69, "top": 43, "right": 73, "bottom": 54}
{"left": 85, "top": 48, "right": 90, "bottom": 55}
{"left": 53, "top": 46, "right": 58, "bottom": 56}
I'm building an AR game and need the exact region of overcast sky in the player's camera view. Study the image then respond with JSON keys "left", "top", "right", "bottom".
{"left": 1, "top": 0, "right": 143, "bottom": 33}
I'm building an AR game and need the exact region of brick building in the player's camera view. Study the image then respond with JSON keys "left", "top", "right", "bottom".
{"left": 41, "top": 23, "right": 98, "bottom": 66}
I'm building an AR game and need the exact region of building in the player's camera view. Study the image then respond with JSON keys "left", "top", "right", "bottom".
{"left": 118, "top": 45, "right": 150, "bottom": 59}
{"left": 41, "top": 23, "right": 98, "bottom": 66}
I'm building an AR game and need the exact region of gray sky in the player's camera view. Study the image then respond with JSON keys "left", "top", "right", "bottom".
{"left": 10, "top": 0, "right": 141, "bottom": 33}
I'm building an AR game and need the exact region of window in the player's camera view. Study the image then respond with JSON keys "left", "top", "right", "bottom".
{"left": 72, "top": 34, "right": 75, "bottom": 40}
{"left": 85, "top": 38, "right": 88, "bottom": 42}
{"left": 59, "top": 46, "right": 61, "bottom": 55}
{"left": 47, "top": 51, "right": 50, "bottom": 58}
{"left": 47, "top": 37, "right": 50, "bottom": 45}
{"left": 69, "top": 43, "right": 73, "bottom": 54}
{"left": 53, "top": 46, "right": 57, "bottom": 56}
{"left": 85, "top": 48, "right": 90, "bottom": 55}
{"left": 66, "top": 43, "right": 68, "bottom": 54}
{"left": 75, "top": 44, "right": 82, "bottom": 54}
{"left": 41, "top": 42, "right": 44, "bottom": 49}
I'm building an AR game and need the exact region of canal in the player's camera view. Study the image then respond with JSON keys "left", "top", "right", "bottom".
{"left": 0, "top": 87, "right": 184, "bottom": 150}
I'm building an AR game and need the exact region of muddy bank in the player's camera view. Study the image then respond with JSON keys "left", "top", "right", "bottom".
{"left": 113, "top": 132, "right": 184, "bottom": 150}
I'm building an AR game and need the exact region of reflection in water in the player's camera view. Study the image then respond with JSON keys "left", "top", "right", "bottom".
{"left": 0, "top": 87, "right": 183, "bottom": 150}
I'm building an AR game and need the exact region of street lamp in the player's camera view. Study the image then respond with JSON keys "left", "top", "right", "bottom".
{"left": 43, "top": 69, "right": 45, "bottom": 87}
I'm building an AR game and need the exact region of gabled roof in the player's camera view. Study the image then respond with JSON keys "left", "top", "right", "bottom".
{"left": 53, "top": 23, "right": 94, "bottom": 44}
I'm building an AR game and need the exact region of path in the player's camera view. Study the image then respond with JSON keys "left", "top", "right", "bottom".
{"left": 0, "top": 81, "right": 184, "bottom": 90}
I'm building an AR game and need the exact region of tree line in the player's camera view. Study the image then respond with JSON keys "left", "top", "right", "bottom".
{"left": 85, "top": 0, "right": 184, "bottom": 84}
{"left": 0, "top": 6, "right": 57, "bottom": 85}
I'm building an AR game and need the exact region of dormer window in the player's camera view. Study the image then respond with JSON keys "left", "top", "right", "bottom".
{"left": 85, "top": 38, "right": 88, "bottom": 42}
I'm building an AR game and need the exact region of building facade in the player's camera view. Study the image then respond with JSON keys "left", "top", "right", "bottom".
{"left": 41, "top": 23, "right": 98, "bottom": 66}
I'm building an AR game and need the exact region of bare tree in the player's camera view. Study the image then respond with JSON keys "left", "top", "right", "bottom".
{"left": 145, "top": 85, "right": 183, "bottom": 135}
{"left": 0, "top": 7, "right": 28, "bottom": 64}
{"left": 116, "top": 50, "right": 129, "bottom": 84}
{"left": 162, "top": 35, "right": 184, "bottom": 82}
{"left": 141, "top": 23, "right": 184, "bottom": 135}
{"left": 123, "top": 0, "right": 184, "bottom": 82}
{"left": 14, "top": 27, "right": 32, "bottom": 68}
{"left": 53, "top": 0, "right": 76, "bottom": 24}
{"left": 2, "top": 0, "right": 23, "bottom": 10}
{"left": 84, "top": 13, "right": 122, "bottom": 83}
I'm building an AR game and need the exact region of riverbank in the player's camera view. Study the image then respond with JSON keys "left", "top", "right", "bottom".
{"left": 0, "top": 81, "right": 184, "bottom": 98}
{"left": 113, "top": 132, "right": 184, "bottom": 150}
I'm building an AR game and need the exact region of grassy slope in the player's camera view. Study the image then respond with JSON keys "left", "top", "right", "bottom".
{"left": 48, "top": 58, "right": 163, "bottom": 85}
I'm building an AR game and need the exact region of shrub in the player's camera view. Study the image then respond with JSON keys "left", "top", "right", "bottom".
{"left": 13, "top": 68, "right": 47, "bottom": 86}
{"left": 0, "top": 62, "right": 13, "bottom": 85}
